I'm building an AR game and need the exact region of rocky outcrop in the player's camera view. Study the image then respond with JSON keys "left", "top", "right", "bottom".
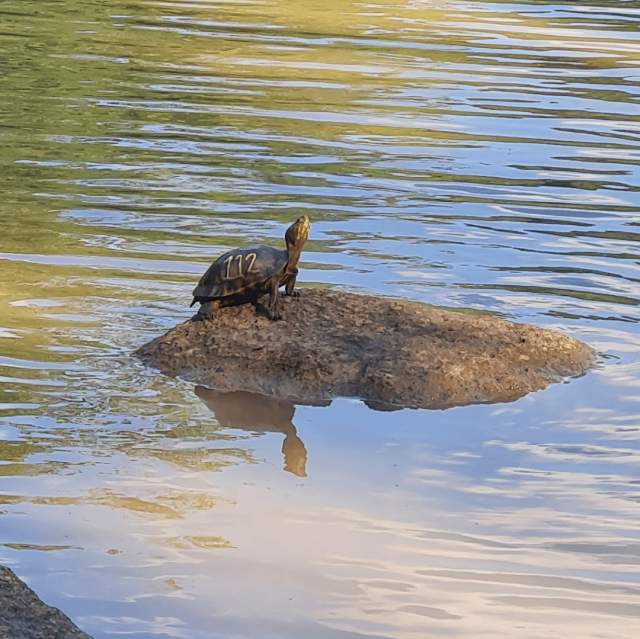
{"left": 136, "top": 289, "right": 594, "bottom": 410}
{"left": 0, "top": 565, "right": 91, "bottom": 639}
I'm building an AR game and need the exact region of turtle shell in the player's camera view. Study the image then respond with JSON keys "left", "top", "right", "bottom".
{"left": 192, "top": 245, "right": 288, "bottom": 301}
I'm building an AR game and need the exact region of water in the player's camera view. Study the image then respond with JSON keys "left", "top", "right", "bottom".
{"left": 0, "top": 0, "right": 639, "bottom": 637}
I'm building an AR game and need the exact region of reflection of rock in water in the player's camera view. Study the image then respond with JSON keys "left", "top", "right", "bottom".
{"left": 195, "top": 386, "right": 308, "bottom": 477}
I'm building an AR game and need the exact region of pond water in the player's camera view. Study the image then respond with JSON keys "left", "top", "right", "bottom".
{"left": 1, "top": 0, "right": 639, "bottom": 637}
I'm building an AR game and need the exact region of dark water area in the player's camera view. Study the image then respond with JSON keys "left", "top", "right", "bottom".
{"left": 0, "top": 1, "right": 639, "bottom": 637}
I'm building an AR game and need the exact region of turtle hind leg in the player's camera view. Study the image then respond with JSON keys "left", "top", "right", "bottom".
{"left": 196, "top": 299, "right": 220, "bottom": 321}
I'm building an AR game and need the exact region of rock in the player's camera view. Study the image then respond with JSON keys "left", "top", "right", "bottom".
{"left": 136, "top": 289, "right": 594, "bottom": 410}
{"left": 0, "top": 565, "right": 91, "bottom": 639}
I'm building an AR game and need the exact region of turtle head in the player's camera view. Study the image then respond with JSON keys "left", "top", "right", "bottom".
{"left": 285, "top": 215, "right": 310, "bottom": 252}
{"left": 284, "top": 216, "right": 310, "bottom": 272}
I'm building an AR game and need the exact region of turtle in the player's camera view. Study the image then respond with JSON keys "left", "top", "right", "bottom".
{"left": 190, "top": 215, "right": 310, "bottom": 321}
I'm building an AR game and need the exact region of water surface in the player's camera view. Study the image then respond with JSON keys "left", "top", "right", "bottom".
{"left": 0, "top": 1, "right": 639, "bottom": 638}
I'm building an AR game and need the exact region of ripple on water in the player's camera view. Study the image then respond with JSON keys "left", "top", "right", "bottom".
{"left": 0, "top": 0, "right": 639, "bottom": 638}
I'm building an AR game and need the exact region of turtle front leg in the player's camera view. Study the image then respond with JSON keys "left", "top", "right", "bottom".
{"left": 197, "top": 299, "right": 219, "bottom": 321}
{"left": 267, "top": 276, "right": 281, "bottom": 320}
{"left": 285, "top": 268, "right": 300, "bottom": 298}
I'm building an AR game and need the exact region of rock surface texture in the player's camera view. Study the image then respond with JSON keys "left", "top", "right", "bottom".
{"left": 0, "top": 565, "right": 91, "bottom": 639}
{"left": 136, "top": 289, "right": 594, "bottom": 410}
